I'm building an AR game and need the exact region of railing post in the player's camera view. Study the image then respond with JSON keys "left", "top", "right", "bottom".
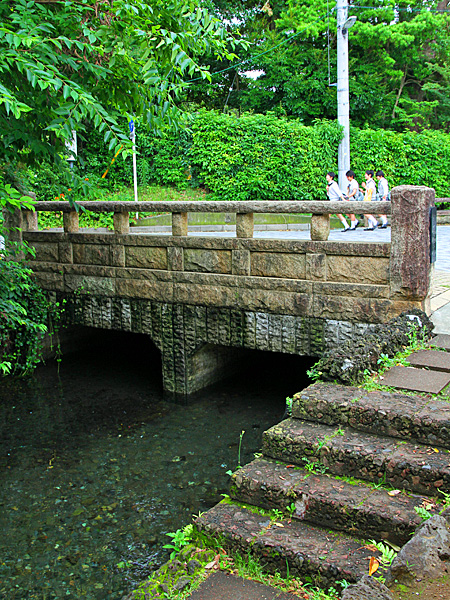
{"left": 390, "top": 185, "right": 434, "bottom": 305}
{"left": 23, "top": 210, "right": 38, "bottom": 231}
{"left": 172, "top": 212, "right": 188, "bottom": 236}
{"left": 113, "top": 212, "right": 129, "bottom": 234}
{"left": 63, "top": 211, "right": 79, "bottom": 233}
{"left": 310, "top": 214, "right": 330, "bottom": 241}
{"left": 236, "top": 213, "right": 254, "bottom": 238}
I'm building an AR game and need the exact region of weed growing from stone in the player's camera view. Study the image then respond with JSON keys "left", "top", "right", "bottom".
{"left": 359, "top": 327, "right": 432, "bottom": 392}
{"left": 163, "top": 524, "right": 194, "bottom": 559}
{"left": 286, "top": 502, "right": 296, "bottom": 517}
{"left": 369, "top": 539, "right": 398, "bottom": 569}
{"left": 414, "top": 505, "right": 433, "bottom": 521}
{"left": 226, "top": 429, "right": 245, "bottom": 475}
{"left": 223, "top": 550, "right": 327, "bottom": 598}
{"left": 306, "top": 366, "right": 322, "bottom": 382}
{"left": 285, "top": 396, "right": 293, "bottom": 416}
{"left": 302, "top": 457, "right": 328, "bottom": 474}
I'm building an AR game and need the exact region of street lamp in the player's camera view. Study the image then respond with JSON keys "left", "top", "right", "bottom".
{"left": 336, "top": 0, "right": 356, "bottom": 190}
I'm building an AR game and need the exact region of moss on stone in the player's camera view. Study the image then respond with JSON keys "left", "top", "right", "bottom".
{"left": 123, "top": 544, "right": 216, "bottom": 600}
{"left": 311, "top": 309, "right": 433, "bottom": 385}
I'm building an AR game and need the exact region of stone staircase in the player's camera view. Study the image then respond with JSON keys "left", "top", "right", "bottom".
{"left": 196, "top": 368, "right": 450, "bottom": 588}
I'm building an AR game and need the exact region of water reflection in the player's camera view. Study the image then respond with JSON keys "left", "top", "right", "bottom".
{"left": 0, "top": 330, "right": 314, "bottom": 599}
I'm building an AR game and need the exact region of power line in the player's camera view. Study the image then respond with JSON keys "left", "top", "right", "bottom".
{"left": 186, "top": 10, "right": 333, "bottom": 84}
{"left": 186, "top": 3, "right": 449, "bottom": 86}
{"left": 350, "top": 3, "right": 450, "bottom": 12}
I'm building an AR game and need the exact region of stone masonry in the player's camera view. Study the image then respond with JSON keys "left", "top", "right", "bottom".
{"left": 8, "top": 185, "right": 434, "bottom": 395}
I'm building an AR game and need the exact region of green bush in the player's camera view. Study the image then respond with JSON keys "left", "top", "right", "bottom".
{"left": 350, "top": 128, "right": 450, "bottom": 197}
{"left": 30, "top": 111, "right": 450, "bottom": 203}
{"left": 189, "top": 111, "right": 342, "bottom": 201}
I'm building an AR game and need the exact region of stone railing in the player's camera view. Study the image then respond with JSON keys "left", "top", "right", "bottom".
{"left": 20, "top": 199, "right": 392, "bottom": 240}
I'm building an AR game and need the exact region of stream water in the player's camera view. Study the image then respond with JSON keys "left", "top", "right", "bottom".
{"left": 0, "top": 331, "right": 314, "bottom": 600}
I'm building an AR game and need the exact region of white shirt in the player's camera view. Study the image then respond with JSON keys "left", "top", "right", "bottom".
{"left": 378, "top": 177, "right": 389, "bottom": 199}
{"left": 347, "top": 179, "right": 359, "bottom": 198}
{"left": 328, "top": 181, "right": 344, "bottom": 201}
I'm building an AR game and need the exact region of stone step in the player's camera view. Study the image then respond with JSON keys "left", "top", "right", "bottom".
{"left": 292, "top": 383, "right": 450, "bottom": 448}
{"left": 195, "top": 501, "right": 378, "bottom": 588}
{"left": 432, "top": 334, "right": 450, "bottom": 351}
{"left": 379, "top": 365, "right": 450, "bottom": 394}
{"left": 262, "top": 418, "right": 450, "bottom": 496}
{"left": 230, "top": 458, "right": 436, "bottom": 546}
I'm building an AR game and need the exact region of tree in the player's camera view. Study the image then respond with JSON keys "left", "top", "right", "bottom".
{"left": 190, "top": 0, "right": 450, "bottom": 131}
{"left": 0, "top": 0, "right": 242, "bottom": 170}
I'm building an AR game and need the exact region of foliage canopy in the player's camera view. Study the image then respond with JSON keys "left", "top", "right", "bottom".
{"left": 186, "top": 0, "right": 450, "bottom": 131}
{"left": 0, "top": 0, "right": 242, "bottom": 167}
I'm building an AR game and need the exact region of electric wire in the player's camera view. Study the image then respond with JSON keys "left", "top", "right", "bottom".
{"left": 185, "top": 10, "right": 333, "bottom": 83}
{"left": 185, "top": 3, "right": 449, "bottom": 86}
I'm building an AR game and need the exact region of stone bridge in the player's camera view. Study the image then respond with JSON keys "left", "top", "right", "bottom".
{"left": 7, "top": 186, "right": 435, "bottom": 396}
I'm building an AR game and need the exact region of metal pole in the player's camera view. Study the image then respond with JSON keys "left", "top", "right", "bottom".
{"left": 129, "top": 120, "right": 138, "bottom": 218}
{"left": 336, "top": 0, "right": 350, "bottom": 190}
{"left": 66, "top": 130, "right": 77, "bottom": 170}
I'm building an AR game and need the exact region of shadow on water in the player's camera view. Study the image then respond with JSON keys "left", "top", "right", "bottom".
{"left": 0, "top": 330, "right": 315, "bottom": 599}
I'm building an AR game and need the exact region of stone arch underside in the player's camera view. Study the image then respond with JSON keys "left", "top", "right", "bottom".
{"left": 56, "top": 292, "right": 374, "bottom": 396}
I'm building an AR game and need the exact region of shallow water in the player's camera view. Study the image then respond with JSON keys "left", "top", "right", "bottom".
{"left": 0, "top": 331, "right": 314, "bottom": 599}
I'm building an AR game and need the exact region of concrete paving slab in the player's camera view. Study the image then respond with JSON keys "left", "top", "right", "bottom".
{"left": 431, "top": 297, "right": 450, "bottom": 335}
{"left": 432, "top": 334, "right": 450, "bottom": 350}
{"left": 407, "top": 349, "right": 450, "bottom": 372}
{"left": 380, "top": 366, "right": 450, "bottom": 394}
{"left": 186, "top": 570, "right": 298, "bottom": 599}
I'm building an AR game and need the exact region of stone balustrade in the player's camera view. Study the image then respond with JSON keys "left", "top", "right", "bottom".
{"left": 22, "top": 199, "right": 392, "bottom": 241}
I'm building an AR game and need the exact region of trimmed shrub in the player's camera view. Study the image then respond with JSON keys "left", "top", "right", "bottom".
{"left": 189, "top": 111, "right": 342, "bottom": 201}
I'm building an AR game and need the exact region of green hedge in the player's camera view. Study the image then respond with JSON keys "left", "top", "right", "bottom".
{"left": 350, "top": 128, "right": 450, "bottom": 197}
{"left": 189, "top": 111, "right": 342, "bottom": 201}
{"left": 32, "top": 111, "right": 450, "bottom": 201}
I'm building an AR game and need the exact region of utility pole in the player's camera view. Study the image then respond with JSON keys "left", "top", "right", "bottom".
{"left": 336, "top": 0, "right": 355, "bottom": 190}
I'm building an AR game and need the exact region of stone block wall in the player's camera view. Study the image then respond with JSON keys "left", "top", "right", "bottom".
{"left": 19, "top": 185, "right": 434, "bottom": 395}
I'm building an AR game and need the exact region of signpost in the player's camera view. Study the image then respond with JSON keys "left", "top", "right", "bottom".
{"left": 66, "top": 130, "right": 77, "bottom": 169}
